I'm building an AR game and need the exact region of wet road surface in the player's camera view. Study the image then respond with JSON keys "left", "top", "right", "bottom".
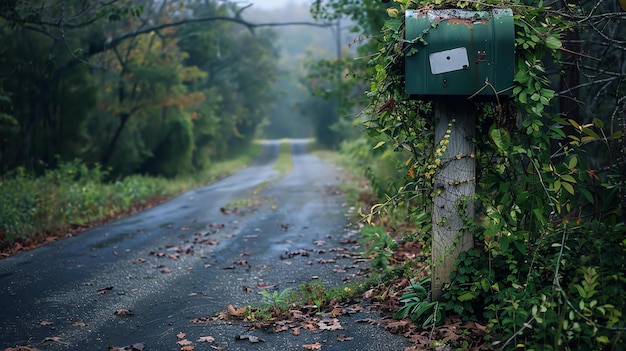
{"left": 0, "top": 140, "right": 411, "bottom": 350}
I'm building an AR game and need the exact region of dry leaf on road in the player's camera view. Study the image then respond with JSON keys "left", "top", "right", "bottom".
{"left": 113, "top": 309, "right": 134, "bottom": 316}
{"left": 177, "top": 339, "right": 192, "bottom": 346}
{"left": 197, "top": 336, "right": 215, "bottom": 343}
{"left": 227, "top": 304, "right": 246, "bottom": 318}
{"left": 317, "top": 318, "right": 343, "bottom": 331}
{"left": 43, "top": 337, "right": 62, "bottom": 343}
{"left": 337, "top": 334, "right": 354, "bottom": 342}
{"left": 97, "top": 286, "right": 114, "bottom": 294}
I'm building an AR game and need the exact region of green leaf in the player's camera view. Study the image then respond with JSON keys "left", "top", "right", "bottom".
{"left": 384, "top": 19, "right": 402, "bottom": 32}
{"left": 500, "top": 234, "right": 510, "bottom": 252}
{"left": 458, "top": 292, "right": 478, "bottom": 302}
{"left": 596, "top": 336, "right": 611, "bottom": 344}
{"left": 562, "top": 182, "right": 575, "bottom": 195}
{"left": 490, "top": 128, "right": 511, "bottom": 154}
{"left": 545, "top": 35, "right": 562, "bottom": 49}
{"left": 593, "top": 118, "right": 604, "bottom": 129}
{"left": 560, "top": 174, "right": 577, "bottom": 183}
{"left": 582, "top": 128, "right": 602, "bottom": 141}
{"left": 518, "top": 91, "right": 528, "bottom": 104}
{"left": 373, "top": 141, "right": 386, "bottom": 150}
{"left": 580, "top": 188, "right": 594, "bottom": 204}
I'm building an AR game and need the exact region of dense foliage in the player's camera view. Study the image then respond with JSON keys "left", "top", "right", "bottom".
{"left": 0, "top": 0, "right": 278, "bottom": 178}
{"left": 315, "top": 0, "right": 625, "bottom": 349}
{"left": 0, "top": 145, "right": 261, "bottom": 244}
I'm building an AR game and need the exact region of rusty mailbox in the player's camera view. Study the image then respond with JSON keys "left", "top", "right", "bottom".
{"left": 404, "top": 8, "right": 514, "bottom": 97}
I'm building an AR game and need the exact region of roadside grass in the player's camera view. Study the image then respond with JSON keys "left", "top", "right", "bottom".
{"left": 242, "top": 275, "right": 386, "bottom": 322}
{"left": 273, "top": 139, "right": 293, "bottom": 175}
{"left": 0, "top": 143, "right": 262, "bottom": 250}
{"left": 219, "top": 139, "right": 294, "bottom": 213}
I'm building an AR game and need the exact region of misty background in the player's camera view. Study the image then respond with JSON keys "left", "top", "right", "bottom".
{"left": 243, "top": 2, "right": 357, "bottom": 139}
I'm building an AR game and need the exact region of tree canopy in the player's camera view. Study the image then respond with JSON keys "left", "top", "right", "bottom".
{"left": 0, "top": 0, "right": 315, "bottom": 177}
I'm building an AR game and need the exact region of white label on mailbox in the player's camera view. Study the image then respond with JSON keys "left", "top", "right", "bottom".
{"left": 429, "top": 47, "right": 469, "bottom": 75}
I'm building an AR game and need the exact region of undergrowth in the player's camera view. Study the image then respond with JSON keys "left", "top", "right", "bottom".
{"left": 0, "top": 143, "right": 262, "bottom": 248}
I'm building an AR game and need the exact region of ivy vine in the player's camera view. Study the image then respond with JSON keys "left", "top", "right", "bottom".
{"left": 362, "top": 0, "right": 625, "bottom": 349}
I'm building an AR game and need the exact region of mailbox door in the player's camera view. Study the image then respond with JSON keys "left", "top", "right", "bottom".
{"left": 405, "top": 9, "right": 514, "bottom": 97}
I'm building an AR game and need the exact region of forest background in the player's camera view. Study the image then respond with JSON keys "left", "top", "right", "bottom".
{"left": 0, "top": 0, "right": 357, "bottom": 244}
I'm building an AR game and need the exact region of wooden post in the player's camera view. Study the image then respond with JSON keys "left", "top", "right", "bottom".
{"left": 432, "top": 97, "right": 476, "bottom": 301}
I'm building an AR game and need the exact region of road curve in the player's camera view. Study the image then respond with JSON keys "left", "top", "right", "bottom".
{"left": 0, "top": 140, "right": 410, "bottom": 351}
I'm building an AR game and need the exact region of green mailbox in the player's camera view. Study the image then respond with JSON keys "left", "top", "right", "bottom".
{"left": 405, "top": 8, "right": 514, "bottom": 97}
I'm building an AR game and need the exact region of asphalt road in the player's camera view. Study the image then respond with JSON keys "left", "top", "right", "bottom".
{"left": 0, "top": 140, "right": 411, "bottom": 351}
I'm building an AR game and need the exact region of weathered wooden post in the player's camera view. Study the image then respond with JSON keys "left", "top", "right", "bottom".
{"left": 404, "top": 8, "right": 515, "bottom": 300}
{"left": 432, "top": 98, "right": 475, "bottom": 300}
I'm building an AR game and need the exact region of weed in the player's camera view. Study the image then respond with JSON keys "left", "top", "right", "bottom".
{"left": 394, "top": 277, "right": 443, "bottom": 328}
{"left": 259, "top": 288, "right": 292, "bottom": 316}
{"left": 359, "top": 225, "right": 396, "bottom": 270}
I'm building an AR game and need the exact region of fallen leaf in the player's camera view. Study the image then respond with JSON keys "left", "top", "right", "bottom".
{"left": 177, "top": 332, "right": 186, "bottom": 339}
{"left": 242, "top": 286, "right": 254, "bottom": 293}
{"left": 43, "top": 337, "right": 62, "bottom": 343}
{"left": 177, "top": 339, "right": 192, "bottom": 346}
{"left": 114, "top": 309, "right": 134, "bottom": 316}
{"left": 235, "top": 335, "right": 264, "bottom": 343}
{"left": 180, "top": 346, "right": 195, "bottom": 351}
{"left": 5, "top": 346, "right": 42, "bottom": 351}
{"left": 302, "top": 342, "right": 322, "bottom": 350}
{"left": 97, "top": 286, "right": 114, "bottom": 294}
{"left": 256, "top": 282, "right": 276, "bottom": 289}
{"left": 302, "top": 322, "right": 318, "bottom": 331}
{"left": 318, "top": 318, "right": 343, "bottom": 331}
{"left": 337, "top": 334, "right": 353, "bottom": 342}
{"left": 292, "top": 328, "right": 300, "bottom": 336}
{"left": 197, "top": 336, "right": 215, "bottom": 343}
{"left": 133, "top": 258, "right": 147, "bottom": 264}
{"left": 210, "top": 346, "right": 223, "bottom": 350}
{"left": 363, "top": 289, "right": 376, "bottom": 299}
{"left": 227, "top": 304, "right": 246, "bottom": 317}
{"left": 39, "top": 321, "right": 54, "bottom": 326}
{"left": 161, "top": 268, "right": 172, "bottom": 274}
{"left": 72, "top": 321, "right": 88, "bottom": 327}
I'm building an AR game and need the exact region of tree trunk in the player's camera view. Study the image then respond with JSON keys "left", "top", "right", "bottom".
{"left": 101, "top": 112, "right": 130, "bottom": 166}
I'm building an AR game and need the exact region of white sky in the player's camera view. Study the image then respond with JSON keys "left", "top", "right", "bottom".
{"left": 241, "top": 0, "right": 309, "bottom": 10}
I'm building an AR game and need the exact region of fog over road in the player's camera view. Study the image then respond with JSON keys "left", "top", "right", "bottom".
{"left": 0, "top": 140, "right": 410, "bottom": 351}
